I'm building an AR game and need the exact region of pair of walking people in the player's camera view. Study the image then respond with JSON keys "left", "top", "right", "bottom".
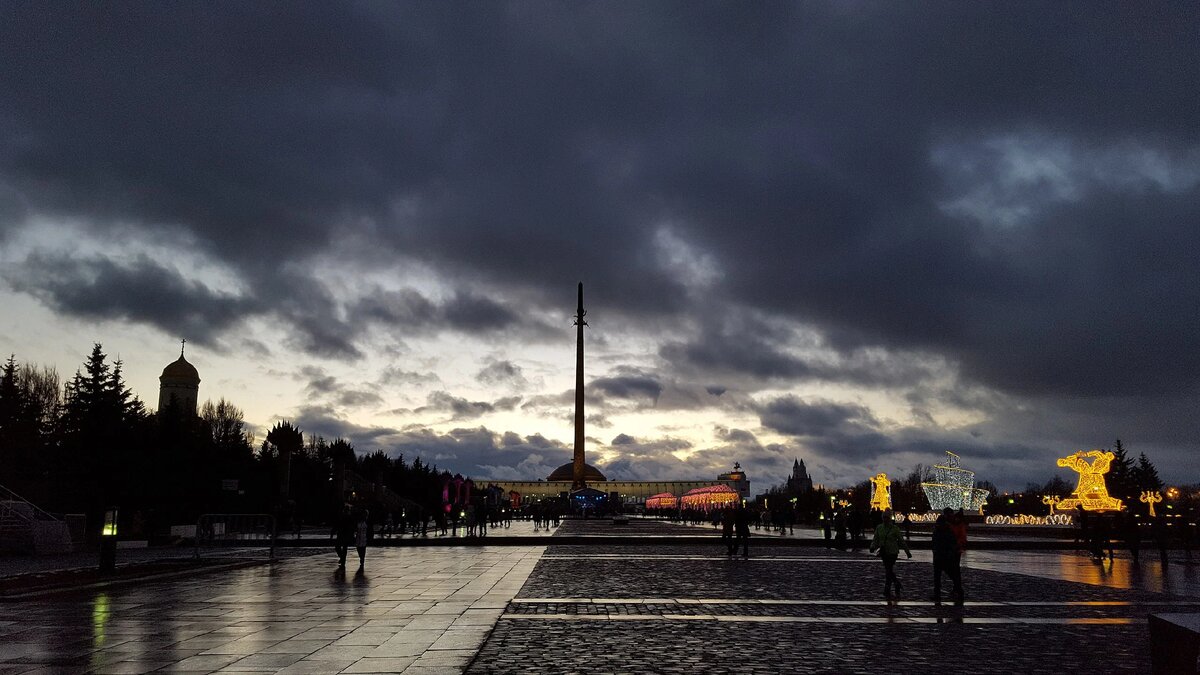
{"left": 869, "top": 508, "right": 967, "bottom": 604}
{"left": 721, "top": 504, "right": 751, "bottom": 557}
{"left": 932, "top": 508, "right": 966, "bottom": 605}
{"left": 334, "top": 504, "right": 371, "bottom": 571}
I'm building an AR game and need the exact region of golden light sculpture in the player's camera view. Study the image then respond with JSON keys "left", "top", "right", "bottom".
{"left": 1041, "top": 495, "right": 1061, "bottom": 514}
{"left": 1140, "top": 491, "right": 1162, "bottom": 517}
{"left": 1055, "top": 450, "right": 1124, "bottom": 512}
{"left": 837, "top": 499, "right": 850, "bottom": 508}
{"left": 869, "top": 473, "right": 891, "bottom": 511}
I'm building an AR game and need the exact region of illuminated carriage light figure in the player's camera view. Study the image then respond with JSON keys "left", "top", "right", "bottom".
{"left": 869, "top": 473, "right": 891, "bottom": 511}
{"left": 920, "top": 452, "right": 991, "bottom": 513}
{"left": 1140, "top": 491, "right": 1162, "bottom": 517}
{"left": 1055, "top": 450, "right": 1124, "bottom": 512}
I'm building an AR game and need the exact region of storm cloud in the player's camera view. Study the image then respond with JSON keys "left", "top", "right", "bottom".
{"left": 2, "top": 2, "right": 1198, "bottom": 485}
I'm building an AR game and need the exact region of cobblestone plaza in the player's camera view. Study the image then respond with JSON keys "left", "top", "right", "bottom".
{"left": 2, "top": 520, "right": 1198, "bottom": 673}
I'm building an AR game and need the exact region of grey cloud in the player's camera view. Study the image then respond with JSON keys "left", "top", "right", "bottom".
{"left": 335, "top": 389, "right": 384, "bottom": 408}
{"left": 419, "top": 391, "right": 496, "bottom": 420}
{"left": 3, "top": 3, "right": 1200, "bottom": 481}
{"left": 378, "top": 366, "right": 442, "bottom": 388}
{"left": 387, "top": 426, "right": 572, "bottom": 479}
{"left": 290, "top": 405, "right": 401, "bottom": 449}
{"left": 476, "top": 360, "right": 529, "bottom": 388}
{"left": 493, "top": 395, "right": 522, "bottom": 411}
{"left": 758, "top": 396, "right": 878, "bottom": 438}
{"left": 352, "top": 288, "right": 562, "bottom": 342}
{"left": 4, "top": 253, "right": 253, "bottom": 347}
{"left": 300, "top": 366, "right": 339, "bottom": 397}
{"left": 590, "top": 373, "right": 663, "bottom": 404}
{"left": 296, "top": 366, "right": 384, "bottom": 410}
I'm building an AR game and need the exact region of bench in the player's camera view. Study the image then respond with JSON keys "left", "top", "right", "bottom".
{"left": 1149, "top": 613, "right": 1200, "bottom": 674}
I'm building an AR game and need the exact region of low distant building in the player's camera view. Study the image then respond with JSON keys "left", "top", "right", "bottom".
{"left": 484, "top": 464, "right": 751, "bottom": 508}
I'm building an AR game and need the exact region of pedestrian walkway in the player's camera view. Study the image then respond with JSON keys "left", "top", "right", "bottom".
{"left": 0, "top": 546, "right": 543, "bottom": 674}
{"left": 469, "top": 541, "right": 1200, "bottom": 673}
{"left": 3, "top": 522, "right": 1197, "bottom": 673}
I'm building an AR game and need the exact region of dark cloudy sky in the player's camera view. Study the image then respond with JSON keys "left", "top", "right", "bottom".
{"left": 2, "top": 2, "right": 1198, "bottom": 491}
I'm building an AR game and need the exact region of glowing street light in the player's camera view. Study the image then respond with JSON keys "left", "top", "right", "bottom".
{"left": 1140, "top": 491, "right": 1163, "bottom": 517}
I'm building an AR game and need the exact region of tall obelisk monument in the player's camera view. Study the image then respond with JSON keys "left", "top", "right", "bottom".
{"left": 572, "top": 282, "right": 588, "bottom": 490}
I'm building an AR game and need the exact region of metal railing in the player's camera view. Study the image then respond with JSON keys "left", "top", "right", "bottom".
{"left": 194, "top": 513, "right": 276, "bottom": 559}
{"left": 0, "top": 483, "right": 68, "bottom": 554}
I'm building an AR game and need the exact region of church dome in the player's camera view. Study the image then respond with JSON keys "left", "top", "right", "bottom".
{"left": 547, "top": 461, "right": 606, "bottom": 482}
{"left": 160, "top": 355, "right": 200, "bottom": 382}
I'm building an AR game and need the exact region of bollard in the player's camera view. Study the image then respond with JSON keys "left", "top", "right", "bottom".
{"left": 99, "top": 507, "right": 118, "bottom": 573}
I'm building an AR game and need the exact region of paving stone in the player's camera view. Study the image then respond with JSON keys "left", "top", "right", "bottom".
{"left": 3, "top": 524, "right": 1194, "bottom": 673}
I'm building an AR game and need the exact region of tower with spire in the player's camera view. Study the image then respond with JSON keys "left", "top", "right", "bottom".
{"left": 158, "top": 339, "right": 200, "bottom": 416}
{"left": 547, "top": 283, "right": 606, "bottom": 486}
{"left": 787, "top": 458, "right": 814, "bottom": 494}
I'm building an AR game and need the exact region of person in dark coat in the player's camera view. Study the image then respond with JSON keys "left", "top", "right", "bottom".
{"left": 848, "top": 509, "right": 864, "bottom": 548}
{"left": 333, "top": 503, "right": 355, "bottom": 569}
{"left": 932, "top": 509, "right": 963, "bottom": 605}
{"left": 734, "top": 503, "right": 751, "bottom": 558}
{"left": 721, "top": 506, "right": 736, "bottom": 556}
{"left": 833, "top": 509, "right": 848, "bottom": 550}
{"left": 1121, "top": 512, "right": 1140, "bottom": 563}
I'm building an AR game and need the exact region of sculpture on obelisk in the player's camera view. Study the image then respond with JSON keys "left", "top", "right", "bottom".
{"left": 572, "top": 282, "right": 587, "bottom": 490}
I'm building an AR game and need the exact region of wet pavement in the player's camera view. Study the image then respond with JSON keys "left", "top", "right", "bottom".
{"left": 2, "top": 517, "right": 1198, "bottom": 673}
{"left": 0, "top": 547, "right": 543, "bottom": 674}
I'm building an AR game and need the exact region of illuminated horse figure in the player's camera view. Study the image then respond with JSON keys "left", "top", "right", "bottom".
{"left": 1055, "top": 450, "right": 1124, "bottom": 512}
{"left": 869, "top": 473, "right": 892, "bottom": 511}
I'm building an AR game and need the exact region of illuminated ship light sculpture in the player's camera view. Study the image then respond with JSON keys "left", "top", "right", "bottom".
{"left": 921, "top": 452, "right": 990, "bottom": 512}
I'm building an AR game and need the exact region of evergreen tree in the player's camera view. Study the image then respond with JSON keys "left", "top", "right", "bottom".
{"left": 58, "top": 344, "right": 150, "bottom": 521}
{"left": 1132, "top": 452, "right": 1164, "bottom": 493}
{"left": 0, "top": 357, "right": 25, "bottom": 483}
{"left": 1107, "top": 439, "right": 1136, "bottom": 503}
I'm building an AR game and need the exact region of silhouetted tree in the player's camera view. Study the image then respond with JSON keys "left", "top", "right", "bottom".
{"left": 1107, "top": 439, "right": 1137, "bottom": 503}
{"left": 1132, "top": 452, "right": 1163, "bottom": 493}
{"left": 1039, "top": 475, "right": 1072, "bottom": 498}
{"left": 58, "top": 344, "right": 151, "bottom": 524}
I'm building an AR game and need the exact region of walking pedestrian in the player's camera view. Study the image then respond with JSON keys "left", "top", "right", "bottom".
{"left": 869, "top": 510, "right": 911, "bottom": 600}
{"left": 932, "top": 509, "right": 963, "bottom": 605}
{"left": 1121, "top": 512, "right": 1140, "bottom": 563}
{"left": 734, "top": 503, "right": 751, "bottom": 558}
{"left": 355, "top": 509, "right": 370, "bottom": 571}
{"left": 834, "top": 509, "right": 848, "bottom": 550}
{"left": 721, "top": 505, "right": 735, "bottom": 556}
{"left": 848, "top": 509, "right": 864, "bottom": 548}
{"left": 822, "top": 511, "right": 832, "bottom": 548}
{"left": 333, "top": 503, "right": 354, "bottom": 569}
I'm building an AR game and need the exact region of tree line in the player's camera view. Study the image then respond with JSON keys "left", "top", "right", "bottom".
{"left": 0, "top": 344, "right": 451, "bottom": 538}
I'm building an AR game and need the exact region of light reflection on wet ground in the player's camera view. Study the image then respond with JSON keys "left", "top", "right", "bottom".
{"left": 966, "top": 548, "right": 1200, "bottom": 597}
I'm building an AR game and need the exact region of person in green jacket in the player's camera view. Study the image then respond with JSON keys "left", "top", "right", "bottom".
{"left": 869, "top": 510, "right": 912, "bottom": 600}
